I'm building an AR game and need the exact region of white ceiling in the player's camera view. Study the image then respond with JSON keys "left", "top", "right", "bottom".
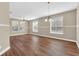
{"left": 10, "top": 2, "right": 79, "bottom": 20}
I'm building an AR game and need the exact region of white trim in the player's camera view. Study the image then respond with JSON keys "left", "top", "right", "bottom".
{"left": 50, "top": 32, "right": 63, "bottom": 34}
{"left": 10, "top": 33, "right": 27, "bottom": 36}
{"left": 76, "top": 41, "right": 79, "bottom": 48}
{"left": 32, "top": 33, "right": 76, "bottom": 42}
{"left": 0, "top": 46, "right": 10, "bottom": 56}
{"left": 0, "top": 24, "right": 9, "bottom": 27}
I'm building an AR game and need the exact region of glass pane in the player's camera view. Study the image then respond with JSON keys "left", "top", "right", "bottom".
{"left": 32, "top": 21, "right": 38, "bottom": 32}
{"left": 11, "top": 21, "right": 19, "bottom": 32}
{"left": 50, "top": 16, "right": 63, "bottom": 34}
{"left": 19, "top": 21, "right": 25, "bottom": 32}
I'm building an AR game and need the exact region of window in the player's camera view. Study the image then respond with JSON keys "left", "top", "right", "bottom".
{"left": 11, "top": 20, "right": 26, "bottom": 33}
{"left": 11, "top": 21, "right": 19, "bottom": 32}
{"left": 32, "top": 21, "right": 38, "bottom": 32}
{"left": 50, "top": 16, "right": 63, "bottom": 34}
{"left": 19, "top": 21, "right": 25, "bottom": 32}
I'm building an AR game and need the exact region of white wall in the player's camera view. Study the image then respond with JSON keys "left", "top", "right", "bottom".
{"left": 0, "top": 2, "right": 10, "bottom": 55}
{"left": 29, "top": 10, "right": 76, "bottom": 42}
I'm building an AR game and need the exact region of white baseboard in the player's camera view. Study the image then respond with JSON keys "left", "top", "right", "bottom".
{"left": 0, "top": 46, "right": 10, "bottom": 56}
{"left": 10, "top": 33, "right": 27, "bottom": 36}
{"left": 76, "top": 41, "right": 79, "bottom": 48}
{"left": 34, "top": 33, "right": 79, "bottom": 48}
{"left": 32, "top": 33, "right": 76, "bottom": 43}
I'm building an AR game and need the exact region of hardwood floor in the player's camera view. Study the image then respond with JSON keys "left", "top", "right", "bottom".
{"left": 2, "top": 34, "right": 79, "bottom": 56}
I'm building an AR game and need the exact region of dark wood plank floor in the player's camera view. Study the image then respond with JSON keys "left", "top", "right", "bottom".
{"left": 2, "top": 34, "right": 79, "bottom": 56}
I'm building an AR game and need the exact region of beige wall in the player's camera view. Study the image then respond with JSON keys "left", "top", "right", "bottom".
{"left": 10, "top": 18, "right": 29, "bottom": 36}
{"left": 0, "top": 2, "right": 10, "bottom": 54}
{"left": 77, "top": 5, "right": 79, "bottom": 48}
{"left": 28, "top": 10, "right": 76, "bottom": 41}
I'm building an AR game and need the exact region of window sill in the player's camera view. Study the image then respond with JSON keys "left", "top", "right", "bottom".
{"left": 50, "top": 32, "right": 63, "bottom": 34}
{"left": 32, "top": 31, "right": 38, "bottom": 32}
